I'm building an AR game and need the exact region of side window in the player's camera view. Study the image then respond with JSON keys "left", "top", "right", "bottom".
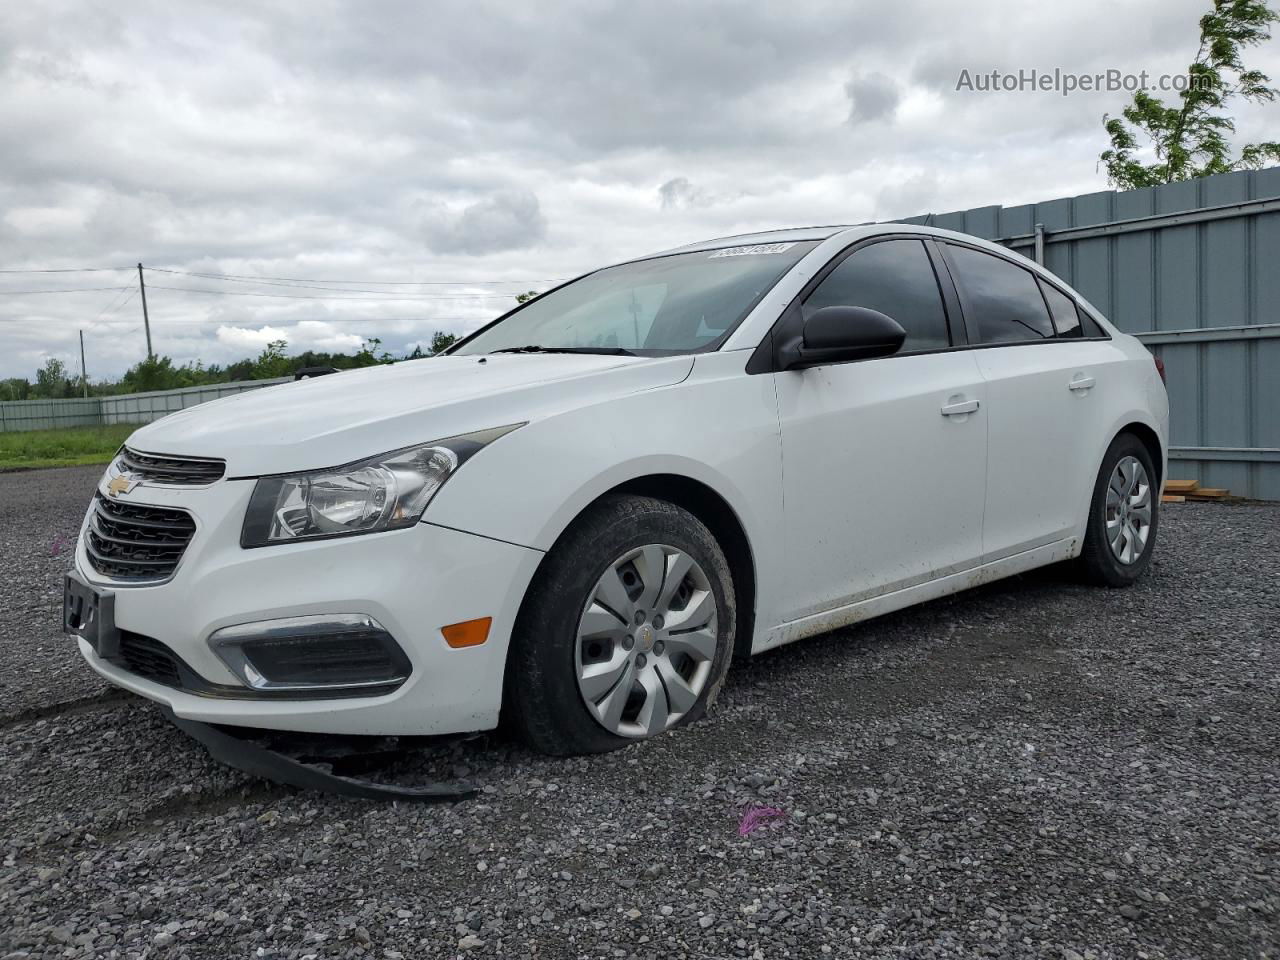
{"left": 945, "top": 245, "right": 1055, "bottom": 343}
{"left": 1077, "top": 307, "right": 1107, "bottom": 338}
{"left": 803, "top": 239, "right": 951, "bottom": 353}
{"left": 1039, "top": 278, "right": 1083, "bottom": 337}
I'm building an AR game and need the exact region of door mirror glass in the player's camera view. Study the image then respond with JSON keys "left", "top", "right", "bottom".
{"left": 783, "top": 305, "right": 906, "bottom": 369}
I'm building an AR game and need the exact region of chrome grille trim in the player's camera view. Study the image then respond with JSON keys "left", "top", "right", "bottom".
{"left": 118, "top": 447, "right": 226, "bottom": 486}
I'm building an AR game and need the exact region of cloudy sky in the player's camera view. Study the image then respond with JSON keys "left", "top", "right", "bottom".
{"left": 2, "top": 0, "right": 1278, "bottom": 381}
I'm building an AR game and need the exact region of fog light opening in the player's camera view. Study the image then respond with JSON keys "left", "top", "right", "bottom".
{"left": 210, "top": 614, "right": 411, "bottom": 693}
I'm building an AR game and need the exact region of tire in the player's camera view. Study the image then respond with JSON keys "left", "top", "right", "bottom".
{"left": 1077, "top": 432, "right": 1160, "bottom": 587}
{"left": 504, "top": 494, "right": 736, "bottom": 756}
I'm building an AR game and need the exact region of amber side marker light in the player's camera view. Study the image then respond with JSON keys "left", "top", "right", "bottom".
{"left": 441, "top": 617, "right": 493, "bottom": 648}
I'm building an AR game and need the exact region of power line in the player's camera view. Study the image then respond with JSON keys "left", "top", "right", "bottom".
{"left": 88, "top": 285, "right": 138, "bottom": 326}
{"left": 145, "top": 284, "right": 518, "bottom": 302}
{"left": 139, "top": 271, "right": 540, "bottom": 296}
{"left": 0, "top": 267, "right": 131, "bottom": 274}
{"left": 0, "top": 314, "right": 481, "bottom": 326}
{"left": 0, "top": 285, "right": 134, "bottom": 295}
{"left": 145, "top": 266, "right": 563, "bottom": 286}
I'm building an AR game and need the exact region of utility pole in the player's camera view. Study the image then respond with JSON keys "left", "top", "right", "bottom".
{"left": 137, "top": 263, "right": 153, "bottom": 360}
{"left": 79, "top": 330, "right": 89, "bottom": 398}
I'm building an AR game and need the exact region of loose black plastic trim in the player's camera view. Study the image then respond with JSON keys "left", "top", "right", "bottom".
{"left": 159, "top": 706, "right": 477, "bottom": 802}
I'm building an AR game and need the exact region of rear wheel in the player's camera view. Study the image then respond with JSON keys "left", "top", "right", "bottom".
{"left": 1078, "top": 433, "right": 1159, "bottom": 587}
{"left": 505, "top": 495, "right": 736, "bottom": 755}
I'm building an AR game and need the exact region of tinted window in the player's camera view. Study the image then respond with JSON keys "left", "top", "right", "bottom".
{"left": 946, "top": 245, "right": 1055, "bottom": 343}
{"left": 1077, "top": 307, "right": 1106, "bottom": 338}
{"left": 803, "top": 239, "right": 950, "bottom": 352}
{"left": 1039, "top": 278, "right": 1083, "bottom": 337}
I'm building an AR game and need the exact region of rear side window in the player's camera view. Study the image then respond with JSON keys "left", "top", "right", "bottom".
{"left": 1039, "top": 278, "right": 1083, "bottom": 336}
{"left": 803, "top": 239, "right": 951, "bottom": 352}
{"left": 945, "top": 245, "right": 1055, "bottom": 343}
{"left": 1038, "top": 278, "right": 1108, "bottom": 338}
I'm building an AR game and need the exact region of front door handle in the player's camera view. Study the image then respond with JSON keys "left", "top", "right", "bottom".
{"left": 940, "top": 398, "right": 980, "bottom": 417}
{"left": 1069, "top": 374, "right": 1096, "bottom": 392}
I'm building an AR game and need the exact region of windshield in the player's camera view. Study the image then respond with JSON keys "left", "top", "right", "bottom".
{"left": 452, "top": 241, "right": 818, "bottom": 356}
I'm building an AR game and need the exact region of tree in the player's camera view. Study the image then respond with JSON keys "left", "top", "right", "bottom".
{"left": 430, "top": 331, "right": 457, "bottom": 354}
{"left": 33, "top": 358, "right": 72, "bottom": 398}
{"left": 350, "top": 337, "right": 395, "bottom": 367}
{"left": 251, "top": 340, "right": 293, "bottom": 379}
{"left": 515, "top": 290, "right": 540, "bottom": 303}
{"left": 0, "top": 378, "right": 32, "bottom": 401}
{"left": 1101, "top": 0, "right": 1280, "bottom": 189}
{"left": 118, "top": 355, "right": 209, "bottom": 393}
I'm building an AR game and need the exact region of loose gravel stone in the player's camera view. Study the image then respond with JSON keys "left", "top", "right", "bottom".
{"left": 1, "top": 467, "right": 1277, "bottom": 958}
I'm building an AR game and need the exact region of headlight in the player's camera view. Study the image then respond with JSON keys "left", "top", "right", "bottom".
{"left": 240, "top": 424, "right": 521, "bottom": 547}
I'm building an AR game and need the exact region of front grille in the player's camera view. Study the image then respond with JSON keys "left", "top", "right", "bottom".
{"left": 115, "top": 632, "right": 183, "bottom": 688}
{"left": 118, "top": 447, "right": 225, "bottom": 486}
{"left": 85, "top": 493, "right": 196, "bottom": 582}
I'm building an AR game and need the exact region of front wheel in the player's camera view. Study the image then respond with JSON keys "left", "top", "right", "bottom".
{"left": 505, "top": 495, "right": 736, "bottom": 756}
{"left": 1078, "top": 433, "right": 1160, "bottom": 587}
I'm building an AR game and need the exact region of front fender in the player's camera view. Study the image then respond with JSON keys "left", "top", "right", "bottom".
{"left": 423, "top": 353, "right": 786, "bottom": 641}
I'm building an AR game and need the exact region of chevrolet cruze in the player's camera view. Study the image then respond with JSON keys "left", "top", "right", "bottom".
{"left": 64, "top": 224, "right": 1169, "bottom": 755}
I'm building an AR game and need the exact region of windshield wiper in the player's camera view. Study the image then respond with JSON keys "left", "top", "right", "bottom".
{"left": 490, "top": 345, "right": 637, "bottom": 356}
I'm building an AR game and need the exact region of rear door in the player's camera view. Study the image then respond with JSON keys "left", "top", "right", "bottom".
{"left": 939, "top": 243, "right": 1113, "bottom": 560}
{"left": 773, "top": 237, "right": 987, "bottom": 622}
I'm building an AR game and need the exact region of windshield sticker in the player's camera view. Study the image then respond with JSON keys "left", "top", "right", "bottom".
{"left": 708, "top": 242, "right": 796, "bottom": 258}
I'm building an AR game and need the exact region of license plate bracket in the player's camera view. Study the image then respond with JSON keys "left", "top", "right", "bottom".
{"left": 63, "top": 572, "right": 120, "bottom": 659}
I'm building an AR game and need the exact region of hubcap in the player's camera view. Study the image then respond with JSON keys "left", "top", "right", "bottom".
{"left": 1106, "top": 455, "right": 1153, "bottom": 565}
{"left": 574, "top": 544, "right": 718, "bottom": 739}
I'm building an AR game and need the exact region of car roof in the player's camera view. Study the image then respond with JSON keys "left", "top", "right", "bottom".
{"left": 643, "top": 221, "right": 1004, "bottom": 257}
{"left": 618, "top": 222, "right": 1044, "bottom": 275}
{"left": 655, "top": 225, "right": 858, "bottom": 255}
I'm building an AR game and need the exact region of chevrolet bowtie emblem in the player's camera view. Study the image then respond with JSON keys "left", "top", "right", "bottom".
{"left": 107, "top": 474, "right": 135, "bottom": 497}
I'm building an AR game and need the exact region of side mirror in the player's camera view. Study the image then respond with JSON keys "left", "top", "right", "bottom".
{"left": 780, "top": 305, "right": 907, "bottom": 369}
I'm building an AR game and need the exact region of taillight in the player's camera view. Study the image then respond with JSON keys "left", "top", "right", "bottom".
{"left": 1153, "top": 354, "right": 1166, "bottom": 385}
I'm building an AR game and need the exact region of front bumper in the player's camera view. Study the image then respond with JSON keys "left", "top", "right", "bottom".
{"left": 72, "top": 476, "right": 543, "bottom": 735}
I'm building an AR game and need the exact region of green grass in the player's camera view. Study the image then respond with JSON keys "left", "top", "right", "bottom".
{"left": 0, "top": 423, "right": 142, "bottom": 470}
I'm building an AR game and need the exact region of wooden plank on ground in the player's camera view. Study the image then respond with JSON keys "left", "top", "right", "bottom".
{"left": 1161, "top": 494, "right": 1185, "bottom": 503}
{"left": 1164, "top": 479, "right": 1199, "bottom": 493}
{"left": 1186, "top": 488, "right": 1230, "bottom": 500}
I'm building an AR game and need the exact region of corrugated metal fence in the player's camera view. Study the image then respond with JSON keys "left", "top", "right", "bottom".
{"left": 0, "top": 378, "right": 290, "bottom": 432}
{"left": 903, "top": 166, "right": 1280, "bottom": 500}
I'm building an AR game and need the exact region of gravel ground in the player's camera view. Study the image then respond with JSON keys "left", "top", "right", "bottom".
{"left": 1, "top": 465, "right": 1277, "bottom": 959}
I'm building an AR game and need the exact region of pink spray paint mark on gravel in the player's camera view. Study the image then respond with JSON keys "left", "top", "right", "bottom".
{"left": 738, "top": 806, "right": 787, "bottom": 837}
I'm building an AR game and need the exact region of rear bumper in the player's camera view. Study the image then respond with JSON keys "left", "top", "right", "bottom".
{"left": 73, "top": 484, "right": 543, "bottom": 735}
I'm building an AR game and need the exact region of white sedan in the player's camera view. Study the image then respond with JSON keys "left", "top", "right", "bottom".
{"left": 64, "top": 224, "right": 1168, "bottom": 754}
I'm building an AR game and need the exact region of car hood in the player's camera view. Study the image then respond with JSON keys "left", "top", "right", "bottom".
{"left": 126, "top": 353, "right": 695, "bottom": 477}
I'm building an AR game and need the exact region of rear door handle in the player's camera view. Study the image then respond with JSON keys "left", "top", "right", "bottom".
{"left": 940, "top": 398, "right": 980, "bottom": 417}
{"left": 1069, "top": 374, "right": 1096, "bottom": 392}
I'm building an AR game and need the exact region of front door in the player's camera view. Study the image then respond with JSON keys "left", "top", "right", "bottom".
{"left": 773, "top": 238, "right": 988, "bottom": 623}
